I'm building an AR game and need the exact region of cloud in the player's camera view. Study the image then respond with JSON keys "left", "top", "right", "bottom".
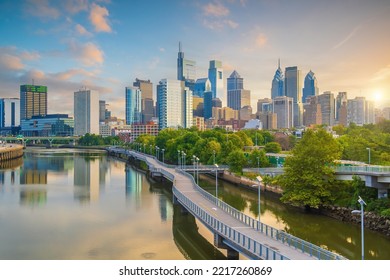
{"left": 203, "top": 2, "right": 230, "bottom": 17}
{"left": 255, "top": 33, "right": 268, "bottom": 48}
{"left": 20, "top": 51, "right": 41, "bottom": 61}
{"left": 75, "top": 24, "right": 93, "bottom": 37}
{"left": 54, "top": 68, "right": 95, "bottom": 81}
{"left": 0, "top": 54, "right": 25, "bottom": 70}
{"left": 371, "top": 65, "right": 390, "bottom": 82}
{"left": 25, "top": 0, "right": 60, "bottom": 20}
{"left": 69, "top": 41, "right": 104, "bottom": 66}
{"left": 159, "top": 47, "right": 165, "bottom": 52}
{"left": 63, "top": 0, "right": 89, "bottom": 14}
{"left": 148, "top": 57, "right": 160, "bottom": 70}
{"left": 89, "top": 3, "right": 112, "bottom": 33}
{"left": 203, "top": 19, "right": 238, "bottom": 30}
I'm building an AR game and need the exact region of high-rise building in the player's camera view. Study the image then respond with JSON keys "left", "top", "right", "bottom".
{"left": 212, "top": 98, "right": 222, "bottom": 108}
{"left": 303, "top": 96, "right": 322, "bottom": 126}
{"left": 177, "top": 42, "right": 196, "bottom": 82}
{"left": 273, "top": 96, "right": 293, "bottom": 129}
{"left": 157, "top": 79, "right": 192, "bottom": 130}
{"left": 285, "top": 66, "right": 303, "bottom": 127}
{"left": 227, "top": 70, "right": 250, "bottom": 110}
{"left": 74, "top": 89, "right": 99, "bottom": 136}
{"left": 271, "top": 59, "right": 284, "bottom": 99}
{"left": 259, "top": 112, "right": 277, "bottom": 130}
{"left": 203, "top": 91, "right": 213, "bottom": 120}
{"left": 335, "top": 92, "right": 347, "bottom": 123}
{"left": 133, "top": 78, "right": 154, "bottom": 123}
{"left": 125, "top": 86, "right": 142, "bottom": 125}
{"left": 365, "top": 100, "right": 375, "bottom": 124}
{"left": 0, "top": 98, "right": 20, "bottom": 129}
{"left": 192, "top": 96, "right": 204, "bottom": 117}
{"left": 208, "top": 60, "right": 224, "bottom": 99}
{"left": 347, "top": 97, "right": 366, "bottom": 126}
{"left": 99, "top": 100, "right": 106, "bottom": 122}
{"left": 257, "top": 98, "right": 273, "bottom": 114}
{"left": 318, "top": 91, "right": 335, "bottom": 126}
{"left": 302, "top": 70, "right": 319, "bottom": 103}
{"left": 193, "top": 78, "right": 211, "bottom": 98}
{"left": 20, "top": 84, "right": 47, "bottom": 120}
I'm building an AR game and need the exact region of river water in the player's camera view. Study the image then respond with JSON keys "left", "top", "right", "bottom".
{"left": 0, "top": 149, "right": 389, "bottom": 260}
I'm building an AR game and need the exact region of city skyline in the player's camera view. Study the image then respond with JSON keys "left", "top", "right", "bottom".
{"left": 1, "top": 0, "right": 389, "bottom": 119}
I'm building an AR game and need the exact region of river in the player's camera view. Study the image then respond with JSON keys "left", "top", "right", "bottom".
{"left": 0, "top": 148, "right": 389, "bottom": 260}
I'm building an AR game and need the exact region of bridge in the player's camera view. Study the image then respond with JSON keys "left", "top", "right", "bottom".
{"left": 108, "top": 147, "right": 346, "bottom": 260}
{"left": 0, "top": 136, "right": 79, "bottom": 147}
{"left": 247, "top": 165, "right": 390, "bottom": 199}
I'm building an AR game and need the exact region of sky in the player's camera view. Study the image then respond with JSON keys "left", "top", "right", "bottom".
{"left": 1, "top": 0, "right": 390, "bottom": 119}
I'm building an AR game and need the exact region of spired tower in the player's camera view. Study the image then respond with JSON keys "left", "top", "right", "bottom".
{"left": 271, "top": 59, "right": 284, "bottom": 100}
{"left": 302, "top": 70, "right": 319, "bottom": 103}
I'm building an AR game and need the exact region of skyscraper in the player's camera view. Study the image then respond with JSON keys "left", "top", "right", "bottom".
{"left": 336, "top": 92, "right": 347, "bottom": 123}
{"left": 193, "top": 78, "right": 211, "bottom": 97}
{"left": 273, "top": 96, "right": 294, "bottom": 129}
{"left": 208, "top": 60, "right": 224, "bottom": 99}
{"left": 157, "top": 79, "right": 192, "bottom": 130}
{"left": 227, "top": 70, "right": 251, "bottom": 110}
{"left": 133, "top": 78, "right": 154, "bottom": 123}
{"left": 177, "top": 42, "right": 196, "bottom": 81}
{"left": 285, "top": 66, "right": 303, "bottom": 127}
{"left": 271, "top": 59, "right": 284, "bottom": 99}
{"left": 318, "top": 91, "right": 335, "bottom": 126}
{"left": 74, "top": 89, "right": 99, "bottom": 136}
{"left": 20, "top": 84, "right": 47, "bottom": 120}
{"left": 302, "top": 70, "right": 319, "bottom": 103}
{"left": 99, "top": 100, "right": 106, "bottom": 122}
{"left": 203, "top": 91, "right": 213, "bottom": 120}
{"left": 0, "top": 98, "right": 20, "bottom": 130}
{"left": 125, "top": 86, "right": 142, "bottom": 125}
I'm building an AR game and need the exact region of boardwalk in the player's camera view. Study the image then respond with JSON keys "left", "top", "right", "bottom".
{"left": 109, "top": 148, "right": 347, "bottom": 260}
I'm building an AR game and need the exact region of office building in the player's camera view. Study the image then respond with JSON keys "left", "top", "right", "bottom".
{"left": 203, "top": 91, "right": 213, "bottom": 120}
{"left": 212, "top": 98, "right": 222, "bottom": 108}
{"left": 273, "top": 96, "right": 294, "bottom": 129}
{"left": 318, "top": 91, "right": 335, "bottom": 126}
{"left": 271, "top": 59, "right": 284, "bottom": 99}
{"left": 133, "top": 78, "right": 154, "bottom": 123}
{"left": 227, "top": 70, "right": 251, "bottom": 110}
{"left": 125, "top": 86, "right": 142, "bottom": 125}
{"left": 193, "top": 96, "right": 204, "bottom": 117}
{"left": 303, "top": 96, "right": 322, "bottom": 126}
{"left": 20, "top": 114, "right": 74, "bottom": 137}
{"left": 285, "top": 66, "right": 303, "bottom": 127}
{"left": 259, "top": 112, "right": 277, "bottom": 130}
{"left": 0, "top": 98, "right": 20, "bottom": 130}
{"left": 208, "top": 60, "right": 224, "bottom": 99}
{"left": 347, "top": 97, "right": 366, "bottom": 126}
{"left": 177, "top": 42, "right": 196, "bottom": 82}
{"left": 74, "top": 89, "right": 99, "bottom": 136}
{"left": 257, "top": 98, "right": 273, "bottom": 114}
{"left": 157, "top": 79, "right": 193, "bottom": 130}
{"left": 20, "top": 84, "right": 47, "bottom": 120}
{"left": 335, "top": 92, "right": 347, "bottom": 123}
{"left": 99, "top": 100, "right": 106, "bottom": 122}
{"left": 193, "top": 78, "right": 211, "bottom": 98}
{"left": 302, "top": 70, "right": 319, "bottom": 103}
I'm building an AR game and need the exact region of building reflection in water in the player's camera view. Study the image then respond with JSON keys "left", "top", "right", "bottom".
{"left": 125, "top": 166, "right": 142, "bottom": 208}
{"left": 74, "top": 156, "right": 101, "bottom": 202}
{"left": 20, "top": 188, "right": 47, "bottom": 207}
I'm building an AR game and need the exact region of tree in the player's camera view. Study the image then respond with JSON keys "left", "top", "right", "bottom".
{"left": 279, "top": 128, "right": 342, "bottom": 209}
{"left": 227, "top": 150, "right": 247, "bottom": 174}
{"left": 249, "top": 149, "right": 269, "bottom": 168}
{"left": 264, "top": 142, "right": 282, "bottom": 153}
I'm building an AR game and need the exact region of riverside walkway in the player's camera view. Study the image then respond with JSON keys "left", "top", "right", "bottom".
{"left": 108, "top": 147, "right": 347, "bottom": 260}
{"left": 0, "top": 144, "right": 24, "bottom": 162}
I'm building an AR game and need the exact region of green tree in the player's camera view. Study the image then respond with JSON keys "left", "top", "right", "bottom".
{"left": 249, "top": 149, "right": 269, "bottom": 168}
{"left": 280, "top": 128, "right": 342, "bottom": 209}
{"left": 227, "top": 150, "right": 247, "bottom": 174}
{"left": 264, "top": 142, "right": 282, "bottom": 153}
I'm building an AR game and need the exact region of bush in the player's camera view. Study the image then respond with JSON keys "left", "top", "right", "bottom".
{"left": 366, "top": 198, "right": 390, "bottom": 214}
{"left": 380, "top": 208, "right": 390, "bottom": 218}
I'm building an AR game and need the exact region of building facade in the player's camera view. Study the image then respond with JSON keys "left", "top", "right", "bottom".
{"left": 273, "top": 96, "right": 294, "bottom": 129}
{"left": 125, "top": 86, "right": 142, "bottom": 125}
{"left": 284, "top": 66, "right": 303, "bottom": 127}
{"left": 208, "top": 60, "right": 224, "bottom": 99}
{"left": 74, "top": 89, "right": 99, "bottom": 136}
{"left": 302, "top": 70, "right": 319, "bottom": 103}
{"left": 271, "top": 60, "right": 284, "bottom": 99}
{"left": 133, "top": 78, "right": 154, "bottom": 123}
{"left": 318, "top": 91, "right": 335, "bottom": 126}
{"left": 227, "top": 70, "right": 250, "bottom": 110}
{"left": 0, "top": 98, "right": 20, "bottom": 129}
{"left": 20, "top": 114, "right": 74, "bottom": 136}
{"left": 20, "top": 84, "right": 47, "bottom": 120}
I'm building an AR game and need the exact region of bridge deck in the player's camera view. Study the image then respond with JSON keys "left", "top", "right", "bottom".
{"left": 110, "top": 148, "right": 346, "bottom": 260}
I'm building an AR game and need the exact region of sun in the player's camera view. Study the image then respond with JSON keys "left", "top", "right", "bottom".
{"left": 373, "top": 90, "right": 383, "bottom": 102}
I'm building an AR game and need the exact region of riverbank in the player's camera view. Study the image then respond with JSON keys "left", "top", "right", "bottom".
{"left": 0, "top": 144, "right": 24, "bottom": 162}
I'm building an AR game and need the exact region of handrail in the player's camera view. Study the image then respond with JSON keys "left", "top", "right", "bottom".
{"left": 110, "top": 148, "right": 347, "bottom": 260}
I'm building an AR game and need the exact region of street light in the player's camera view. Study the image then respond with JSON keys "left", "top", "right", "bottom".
{"left": 143, "top": 144, "right": 146, "bottom": 153}
{"left": 155, "top": 146, "right": 159, "bottom": 159}
{"left": 257, "top": 156, "right": 259, "bottom": 171}
{"left": 192, "top": 155, "right": 196, "bottom": 179}
{"left": 182, "top": 152, "right": 186, "bottom": 169}
{"left": 256, "top": 175, "right": 262, "bottom": 225}
{"left": 213, "top": 150, "right": 216, "bottom": 165}
{"left": 366, "top": 148, "right": 371, "bottom": 165}
{"left": 161, "top": 149, "right": 165, "bottom": 163}
{"left": 150, "top": 145, "right": 152, "bottom": 155}
{"left": 214, "top": 164, "right": 219, "bottom": 204}
{"left": 352, "top": 196, "right": 367, "bottom": 260}
{"left": 177, "top": 150, "right": 181, "bottom": 168}
{"left": 196, "top": 157, "right": 199, "bottom": 184}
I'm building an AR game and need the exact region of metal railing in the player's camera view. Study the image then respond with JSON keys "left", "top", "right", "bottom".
{"left": 110, "top": 149, "right": 347, "bottom": 260}
{"left": 335, "top": 165, "right": 390, "bottom": 174}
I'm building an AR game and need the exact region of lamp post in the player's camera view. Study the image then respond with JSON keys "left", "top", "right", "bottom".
{"left": 213, "top": 150, "right": 216, "bottom": 165}
{"left": 177, "top": 150, "right": 181, "bottom": 168}
{"left": 214, "top": 164, "right": 219, "bottom": 204}
{"left": 155, "top": 146, "right": 159, "bottom": 160}
{"left": 182, "top": 152, "right": 186, "bottom": 169}
{"left": 150, "top": 145, "right": 152, "bottom": 155}
{"left": 192, "top": 155, "right": 196, "bottom": 179}
{"left": 352, "top": 196, "right": 367, "bottom": 260}
{"left": 366, "top": 148, "right": 371, "bottom": 165}
{"left": 143, "top": 144, "right": 146, "bottom": 154}
{"left": 161, "top": 149, "right": 165, "bottom": 163}
{"left": 196, "top": 157, "right": 199, "bottom": 184}
{"left": 256, "top": 175, "right": 262, "bottom": 224}
{"left": 257, "top": 157, "right": 259, "bottom": 171}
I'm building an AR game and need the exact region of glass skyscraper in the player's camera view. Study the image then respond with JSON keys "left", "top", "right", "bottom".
{"left": 74, "top": 89, "right": 99, "bottom": 136}
{"left": 285, "top": 66, "right": 303, "bottom": 127}
{"left": 227, "top": 70, "right": 250, "bottom": 110}
{"left": 271, "top": 60, "right": 284, "bottom": 99}
{"left": 177, "top": 42, "right": 196, "bottom": 82}
{"left": 125, "top": 86, "right": 142, "bottom": 125}
{"left": 302, "top": 70, "right": 319, "bottom": 103}
{"left": 208, "top": 60, "right": 224, "bottom": 99}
